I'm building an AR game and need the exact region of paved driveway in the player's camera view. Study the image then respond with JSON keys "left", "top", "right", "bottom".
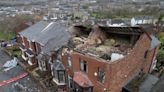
{"left": 0, "top": 49, "right": 44, "bottom": 92}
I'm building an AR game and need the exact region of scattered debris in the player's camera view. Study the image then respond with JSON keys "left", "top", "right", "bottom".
{"left": 3, "top": 57, "right": 18, "bottom": 71}
{"left": 13, "top": 82, "right": 28, "bottom": 91}
{"left": 111, "top": 53, "right": 124, "bottom": 62}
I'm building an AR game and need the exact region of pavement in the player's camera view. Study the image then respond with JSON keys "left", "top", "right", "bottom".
{"left": 0, "top": 48, "right": 44, "bottom": 92}
{"left": 151, "top": 73, "right": 164, "bottom": 92}
{"left": 139, "top": 74, "right": 159, "bottom": 92}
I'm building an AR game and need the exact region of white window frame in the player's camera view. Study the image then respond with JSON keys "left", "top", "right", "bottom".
{"left": 28, "top": 57, "right": 33, "bottom": 65}
{"left": 80, "top": 59, "right": 88, "bottom": 73}
{"left": 98, "top": 68, "right": 105, "bottom": 83}
{"left": 67, "top": 55, "right": 72, "bottom": 67}
{"left": 21, "top": 51, "right": 28, "bottom": 60}
{"left": 38, "top": 60, "right": 46, "bottom": 71}
{"left": 68, "top": 75, "right": 73, "bottom": 89}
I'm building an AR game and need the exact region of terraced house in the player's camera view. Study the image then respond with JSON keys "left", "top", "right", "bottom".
{"left": 61, "top": 25, "right": 160, "bottom": 92}
{"left": 18, "top": 21, "right": 160, "bottom": 92}
{"left": 18, "top": 21, "right": 70, "bottom": 90}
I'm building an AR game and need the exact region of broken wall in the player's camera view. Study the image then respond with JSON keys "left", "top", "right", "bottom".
{"left": 108, "top": 34, "right": 155, "bottom": 92}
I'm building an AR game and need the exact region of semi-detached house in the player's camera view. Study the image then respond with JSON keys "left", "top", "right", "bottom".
{"left": 61, "top": 25, "right": 160, "bottom": 92}
{"left": 18, "top": 21, "right": 70, "bottom": 89}
{"left": 18, "top": 21, "right": 160, "bottom": 92}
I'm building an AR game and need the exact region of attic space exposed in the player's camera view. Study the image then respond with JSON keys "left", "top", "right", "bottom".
{"left": 69, "top": 25, "right": 142, "bottom": 61}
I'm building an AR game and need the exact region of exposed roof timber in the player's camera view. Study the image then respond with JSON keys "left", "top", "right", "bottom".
{"left": 106, "top": 30, "right": 141, "bottom": 35}
{"left": 74, "top": 25, "right": 88, "bottom": 29}
{"left": 99, "top": 26, "right": 143, "bottom": 35}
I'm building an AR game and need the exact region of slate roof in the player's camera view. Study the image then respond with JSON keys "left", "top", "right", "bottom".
{"left": 37, "top": 54, "right": 49, "bottom": 61}
{"left": 19, "top": 21, "right": 49, "bottom": 44}
{"left": 53, "top": 60, "right": 65, "bottom": 70}
{"left": 19, "top": 21, "right": 69, "bottom": 46}
{"left": 19, "top": 20, "right": 70, "bottom": 54}
{"left": 41, "top": 27, "right": 70, "bottom": 54}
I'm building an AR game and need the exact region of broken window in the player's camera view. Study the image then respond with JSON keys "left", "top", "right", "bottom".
{"left": 67, "top": 55, "right": 72, "bottom": 67}
{"left": 80, "top": 59, "right": 87, "bottom": 72}
{"left": 98, "top": 68, "right": 105, "bottom": 83}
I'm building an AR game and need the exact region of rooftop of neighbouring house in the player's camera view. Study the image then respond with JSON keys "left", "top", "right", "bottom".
{"left": 67, "top": 24, "right": 159, "bottom": 62}
{"left": 19, "top": 20, "right": 70, "bottom": 46}
{"left": 19, "top": 20, "right": 71, "bottom": 55}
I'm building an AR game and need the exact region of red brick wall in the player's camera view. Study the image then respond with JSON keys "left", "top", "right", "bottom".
{"left": 62, "top": 52, "right": 110, "bottom": 92}
{"left": 143, "top": 46, "right": 160, "bottom": 73}
{"left": 108, "top": 34, "right": 153, "bottom": 92}
{"left": 20, "top": 36, "right": 41, "bottom": 64}
{"left": 62, "top": 33, "right": 159, "bottom": 92}
{"left": 15, "top": 23, "right": 29, "bottom": 43}
{"left": 23, "top": 37, "right": 29, "bottom": 49}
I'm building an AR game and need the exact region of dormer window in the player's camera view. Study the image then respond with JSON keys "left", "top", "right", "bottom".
{"left": 52, "top": 60, "right": 66, "bottom": 85}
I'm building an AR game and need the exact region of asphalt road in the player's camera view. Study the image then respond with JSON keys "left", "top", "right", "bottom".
{"left": 0, "top": 49, "right": 44, "bottom": 92}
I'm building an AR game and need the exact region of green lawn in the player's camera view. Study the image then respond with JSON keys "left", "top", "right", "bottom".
{"left": 0, "top": 31, "right": 16, "bottom": 40}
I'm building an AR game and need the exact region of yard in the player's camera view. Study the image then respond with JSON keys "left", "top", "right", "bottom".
{"left": 5, "top": 45, "right": 21, "bottom": 58}
{"left": 0, "top": 32, "right": 15, "bottom": 41}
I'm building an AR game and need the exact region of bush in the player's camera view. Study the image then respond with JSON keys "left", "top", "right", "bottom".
{"left": 156, "top": 50, "right": 164, "bottom": 67}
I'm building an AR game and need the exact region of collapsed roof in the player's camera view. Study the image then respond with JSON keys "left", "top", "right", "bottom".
{"left": 67, "top": 25, "right": 160, "bottom": 61}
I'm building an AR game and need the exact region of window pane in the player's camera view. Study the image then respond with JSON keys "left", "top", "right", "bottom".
{"left": 53, "top": 68, "right": 58, "bottom": 79}
{"left": 68, "top": 76, "right": 73, "bottom": 88}
{"left": 80, "top": 60, "right": 87, "bottom": 72}
{"left": 80, "top": 61, "right": 84, "bottom": 71}
{"left": 59, "top": 71, "right": 65, "bottom": 83}
{"left": 84, "top": 62, "right": 87, "bottom": 72}
{"left": 98, "top": 68, "right": 105, "bottom": 83}
{"left": 68, "top": 56, "right": 72, "bottom": 67}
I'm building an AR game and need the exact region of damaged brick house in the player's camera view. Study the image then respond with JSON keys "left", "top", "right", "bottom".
{"left": 60, "top": 25, "right": 160, "bottom": 92}
{"left": 18, "top": 20, "right": 160, "bottom": 92}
